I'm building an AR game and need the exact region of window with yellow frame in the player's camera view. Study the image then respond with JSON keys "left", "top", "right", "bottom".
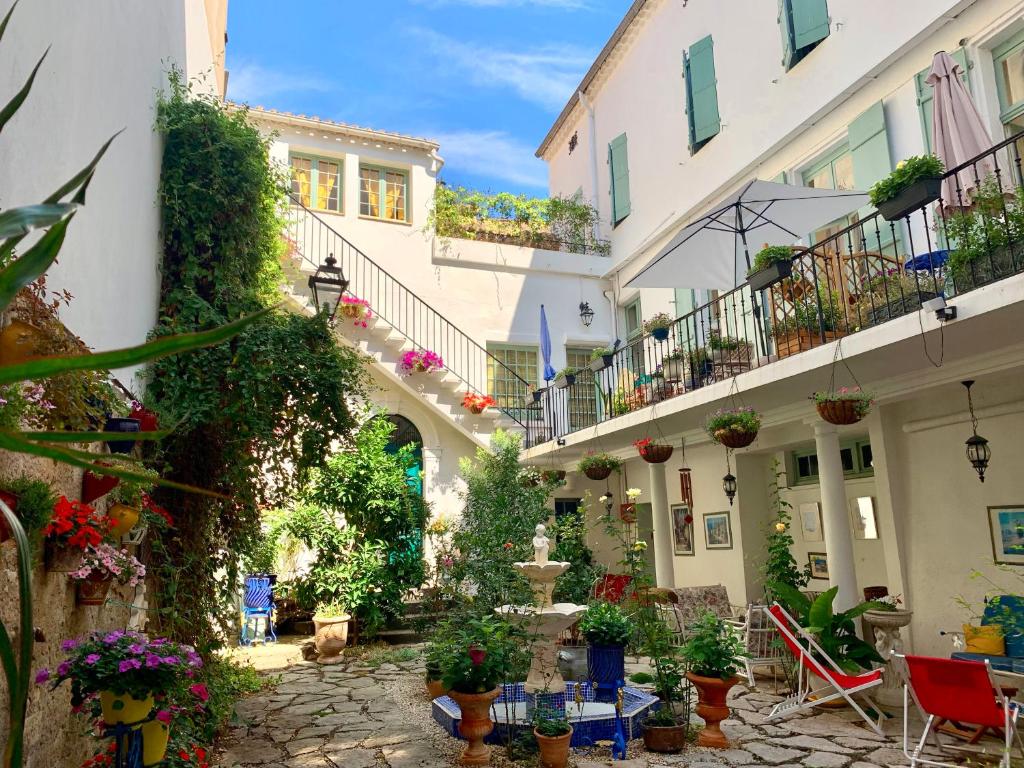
{"left": 360, "top": 165, "right": 409, "bottom": 222}
{"left": 289, "top": 154, "right": 341, "bottom": 212}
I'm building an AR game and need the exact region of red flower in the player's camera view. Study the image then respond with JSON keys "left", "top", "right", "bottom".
{"left": 503, "top": 541, "right": 513, "bottom": 550}
{"left": 468, "top": 644, "right": 486, "bottom": 666}
{"left": 189, "top": 682, "right": 210, "bottom": 702}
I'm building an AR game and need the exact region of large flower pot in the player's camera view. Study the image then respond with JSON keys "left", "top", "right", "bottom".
{"left": 816, "top": 398, "right": 865, "bottom": 426}
{"left": 0, "top": 490, "right": 17, "bottom": 543}
{"left": 108, "top": 503, "right": 140, "bottom": 538}
{"left": 141, "top": 719, "right": 170, "bottom": 766}
{"left": 313, "top": 614, "right": 351, "bottom": 663}
{"left": 104, "top": 417, "right": 141, "bottom": 454}
{"left": 76, "top": 573, "right": 113, "bottom": 606}
{"left": 449, "top": 687, "right": 501, "bottom": 765}
{"left": 82, "top": 469, "right": 119, "bottom": 505}
{"left": 642, "top": 721, "right": 688, "bottom": 753}
{"left": 426, "top": 678, "right": 449, "bottom": 699}
{"left": 535, "top": 726, "right": 573, "bottom": 768}
{"left": 686, "top": 672, "right": 738, "bottom": 748}
{"left": 45, "top": 540, "right": 84, "bottom": 572}
{"left": 100, "top": 691, "right": 154, "bottom": 725}
{"left": 588, "top": 644, "right": 626, "bottom": 703}
{"left": 876, "top": 176, "right": 942, "bottom": 222}
{"left": 583, "top": 465, "right": 612, "bottom": 481}
{"left": 0, "top": 320, "right": 44, "bottom": 366}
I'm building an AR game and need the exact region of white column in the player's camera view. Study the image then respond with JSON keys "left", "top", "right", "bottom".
{"left": 649, "top": 462, "right": 675, "bottom": 588}
{"left": 814, "top": 422, "right": 858, "bottom": 611}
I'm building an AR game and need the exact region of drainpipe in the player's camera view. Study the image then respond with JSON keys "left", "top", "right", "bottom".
{"left": 603, "top": 288, "right": 618, "bottom": 341}
{"left": 577, "top": 90, "right": 601, "bottom": 241}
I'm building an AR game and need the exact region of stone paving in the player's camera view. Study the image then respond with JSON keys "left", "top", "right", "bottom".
{"left": 214, "top": 639, "right": 965, "bottom": 768}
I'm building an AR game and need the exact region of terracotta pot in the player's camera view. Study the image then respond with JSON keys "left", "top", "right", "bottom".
{"left": 583, "top": 465, "right": 612, "bottom": 481}
{"left": 100, "top": 691, "right": 154, "bottom": 725}
{"left": 686, "top": 671, "right": 738, "bottom": 748}
{"left": 108, "top": 502, "right": 140, "bottom": 538}
{"left": 449, "top": 687, "right": 501, "bottom": 765}
{"left": 45, "top": 540, "right": 84, "bottom": 572}
{"left": 313, "top": 614, "right": 351, "bottom": 663}
{"left": 816, "top": 398, "right": 865, "bottom": 425}
{"left": 426, "top": 678, "right": 449, "bottom": 699}
{"left": 141, "top": 719, "right": 170, "bottom": 766}
{"left": 638, "top": 444, "right": 673, "bottom": 463}
{"left": 642, "top": 721, "right": 688, "bottom": 753}
{"left": 0, "top": 320, "right": 44, "bottom": 366}
{"left": 713, "top": 428, "right": 758, "bottom": 449}
{"left": 0, "top": 490, "right": 18, "bottom": 544}
{"left": 534, "top": 726, "right": 573, "bottom": 768}
{"left": 82, "top": 469, "right": 120, "bottom": 505}
{"left": 76, "top": 572, "right": 113, "bottom": 606}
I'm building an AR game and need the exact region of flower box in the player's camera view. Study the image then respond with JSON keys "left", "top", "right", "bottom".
{"left": 747, "top": 259, "right": 793, "bottom": 292}
{"left": 774, "top": 329, "right": 844, "bottom": 359}
{"left": 589, "top": 354, "right": 614, "bottom": 373}
{"left": 554, "top": 373, "right": 576, "bottom": 389}
{"left": 876, "top": 176, "right": 942, "bottom": 222}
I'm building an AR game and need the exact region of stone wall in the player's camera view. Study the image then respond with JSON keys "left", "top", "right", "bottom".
{"left": 0, "top": 448, "right": 136, "bottom": 768}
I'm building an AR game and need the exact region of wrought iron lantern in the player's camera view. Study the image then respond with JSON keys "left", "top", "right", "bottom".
{"left": 308, "top": 253, "right": 348, "bottom": 321}
{"left": 579, "top": 301, "right": 595, "bottom": 327}
{"left": 962, "top": 380, "right": 991, "bottom": 483}
{"left": 722, "top": 473, "right": 737, "bottom": 506}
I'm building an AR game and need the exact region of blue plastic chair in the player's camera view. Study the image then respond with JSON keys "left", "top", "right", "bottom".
{"left": 240, "top": 575, "right": 276, "bottom": 646}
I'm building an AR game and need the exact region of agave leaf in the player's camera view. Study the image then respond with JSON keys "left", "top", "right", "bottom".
{"left": 0, "top": 47, "right": 46, "bottom": 136}
{"left": 0, "top": 1, "right": 18, "bottom": 44}
{"left": 18, "top": 429, "right": 171, "bottom": 444}
{"left": 0, "top": 306, "right": 271, "bottom": 385}
{"left": 0, "top": 498, "right": 31, "bottom": 768}
{"left": 0, "top": 216, "right": 71, "bottom": 311}
{"left": 0, "top": 204, "right": 75, "bottom": 240}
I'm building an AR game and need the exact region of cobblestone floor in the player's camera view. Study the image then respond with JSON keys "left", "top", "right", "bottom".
{"left": 213, "top": 638, "right": 977, "bottom": 768}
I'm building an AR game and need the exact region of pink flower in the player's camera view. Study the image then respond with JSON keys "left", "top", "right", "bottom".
{"left": 118, "top": 659, "right": 142, "bottom": 673}
{"left": 85, "top": 654, "right": 101, "bottom": 666}
{"left": 155, "top": 710, "right": 172, "bottom": 724}
{"left": 189, "top": 683, "right": 210, "bottom": 702}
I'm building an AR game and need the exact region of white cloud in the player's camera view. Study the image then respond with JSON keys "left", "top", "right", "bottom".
{"left": 408, "top": 28, "right": 591, "bottom": 111}
{"left": 226, "top": 61, "right": 333, "bottom": 106}
{"left": 434, "top": 130, "right": 548, "bottom": 189}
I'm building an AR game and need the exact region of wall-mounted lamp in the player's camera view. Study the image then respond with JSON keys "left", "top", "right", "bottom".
{"left": 579, "top": 301, "right": 595, "bottom": 327}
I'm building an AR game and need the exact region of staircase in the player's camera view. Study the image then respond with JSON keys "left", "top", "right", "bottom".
{"left": 281, "top": 199, "right": 542, "bottom": 449}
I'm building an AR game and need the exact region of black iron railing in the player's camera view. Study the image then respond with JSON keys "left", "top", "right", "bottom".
{"left": 540, "top": 132, "right": 1024, "bottom": 440}
{"left": 284, "top": 198, "right": 544, "bottom": 443}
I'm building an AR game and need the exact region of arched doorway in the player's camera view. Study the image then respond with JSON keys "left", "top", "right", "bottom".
{"left": 385, "top": 414, "right": 423, "bottom": 496}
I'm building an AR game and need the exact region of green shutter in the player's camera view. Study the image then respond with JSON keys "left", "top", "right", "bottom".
{"left": 791, "top": 0, "right": 830, "bottom": 51}
{"left": 850, "top": 101, "right": 899, "bottom": 249}
{"left": 608, "top": 133, "right": 631, "bottom": 224}
{"left": 914, "top": 48, "right": 970, "bottom": 154}
{"left": 773, "top": 171, "right": 788, "bottom": 184}
{"left": 687, "top": 36, "right": 720, "bottom": 150}
{"left": 779, "top": 0, "right": 795, "bottom": 69}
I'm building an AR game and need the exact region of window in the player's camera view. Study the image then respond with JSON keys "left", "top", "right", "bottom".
{"left": 487, "top": 344, "right": 537, "bottom": 410}
{"left": 608, "top": 133, "right": 631, "bottom": 225}
{"left": 994, "top": 30, "right": 1024, "bottom": 168}
{"left": 779, "top": 0, "right": 829, "bottom": 71}
{"left": 915, "top": 49, "right": 971, "bottom": 155}
{"left": 360, "top": 165, "right": 408, "bottom": 222}
{"left": 790, "top": 439, "right": 873, "bottom": 485}
{"left": 803, "top": 146, "right": 857, "bottom": 244}
{"left": 684, "top": 35, "right": 720, "bottom": 154}
{"left": 290, "top": 155, "right": 341, "bottom": 212}
{"left": 623, "top": 299, "right": 643, "bottom": 338}
{"left": 565, "top": 346, "right": 599, "bottom": 430}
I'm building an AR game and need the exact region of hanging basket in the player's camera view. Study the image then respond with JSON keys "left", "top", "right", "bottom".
{"left": 542, "top": 470, "right": 566, "bottom": 483}
{"left": 714, "top": 428, "right": 758, "bottom": 449}
{"left": 76, "top": 573, "right": 113, "bottom": 606}
{"left": 816, "top": 398, "right": 865, "bottom": 425}
{"left": 638, "top": 444, "right": 674, "bottom": 464}
{"left": 469, "top": 404, "right": 486, "bottom": 415}
{"left": 583, "top": 466, "right": 613, "bottom": 481}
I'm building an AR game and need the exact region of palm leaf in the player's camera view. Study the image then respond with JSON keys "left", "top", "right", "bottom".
{"left": 0, "top": 215, "right": 71, "bottom": 310}
{"left": 0, "top": 204, "right": 76, "bottom": 240}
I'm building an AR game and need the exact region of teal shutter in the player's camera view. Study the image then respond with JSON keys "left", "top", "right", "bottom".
{"left": 686, "top": 36, "right": 720, "bottom": 151}
{"left": 791, "top": 0, "right": 830, "bottom": 51}
{"left": 850, "top": 101, "right": 898, "bottom": 248}
{"left": 608, "top": 133, "right": 631, "bottom": 224}
{"left": 773, "top": 171, "right": 788, "bottom": 184}
{"left": 778, "top": 0, "right": 795, "bottom": 69}
{"left": 915, "top": 48, "right": 970, "bottom": 154}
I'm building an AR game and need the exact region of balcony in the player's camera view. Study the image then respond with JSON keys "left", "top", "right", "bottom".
{"left": 526, "top": 133, "right": 1024, "bottom": 445}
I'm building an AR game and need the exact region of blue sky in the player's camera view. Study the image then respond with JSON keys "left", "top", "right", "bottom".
{"left": 226, "top": 1, "right": 625, "bottom": 194}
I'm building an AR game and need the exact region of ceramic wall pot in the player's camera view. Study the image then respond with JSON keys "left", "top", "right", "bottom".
{"left": 534, "top": 726, "right": 573, "bottom": 768}
{"left": 76, "top": 573, "right": 113, "bottom": 606}
{"left": 104, "top": 417, "right": 141, "bottom": 454}
{"left": 642, "top": 722, "right": 688, "bottom": 753}
{"left": 108, "top": 503, "right": 140, "bottom": 538}
{"left": 141, "top": 719, "right": 170, "bottom": 766}
{"left": 82, "top": 469, "right": 119, "bottom": 504}
{"left": 100, "top": 691, "right": 154, "bottom": 725}
{"left": 0, "top": 320, "right": 44, "bottom": 366}
{"left": 686, "top": 671, "right": 738, "bottom": 748}
{"left": 588, "top": 644, "right": 626, "bottom": 702}
{"left": 313, "top": 614, "right": 351, "bottom": 663}
{"left": 449, "top": 687, "right": 501, "bottom": 765}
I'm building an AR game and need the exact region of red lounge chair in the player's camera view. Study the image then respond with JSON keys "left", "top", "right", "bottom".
{"left": 893, "top": 654, "right": 1024, "bottom": 768}
{"left": 764, "top": 603, "right": 885, "bottom": 734}
{"left": 593, "top": 574, "right": 633, "bottom": 604}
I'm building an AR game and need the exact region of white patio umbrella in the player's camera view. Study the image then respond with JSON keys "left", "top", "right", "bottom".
{"left": 928, "top": 50, "right": 997, "bottom": 209}
{"left": 627, "top": 179, "right": 867, "bottom": 290}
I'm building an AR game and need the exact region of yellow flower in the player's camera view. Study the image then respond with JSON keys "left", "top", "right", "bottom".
{"left": 896, "top": 160, "right": 907, "bottom": 170}
{"left": 626, "top": 488, "right": 642, "bottom": 500}
{"left": 632, "top": 540, "right": 648, "bottom": 552}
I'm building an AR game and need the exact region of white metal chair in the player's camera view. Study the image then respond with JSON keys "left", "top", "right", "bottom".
{"left": 726, "top": 604, "right": 787, "bottom": 686}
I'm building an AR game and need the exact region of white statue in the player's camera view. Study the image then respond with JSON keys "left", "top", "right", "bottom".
{"left": 532, "top": 523, "right": 550, "bottom": 566}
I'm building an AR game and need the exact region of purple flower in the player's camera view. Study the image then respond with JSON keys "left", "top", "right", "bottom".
{"left": 84, "top": 654, "right": 101, "bottom": 666}
{"left": 155, "top": 709, "right": 172, "bottom": 724}
{"left": 128, "top": 644, "right": 146, "bottom": 655}
{"left": 145, "top": 654, "right": 162, "bottom": 669}
{"left": 160, "top": 656, "right": 180, "bottom": 666}
{"left": 34, "top": 669, "right": 50, "bottom": 685}
{"left": 103, "top": 631, "right": 124, "bottom": 644}
{"left": 61, "top": 639, "right": 79, "bottom": 652}
{"left": 57, "top": 661, "right": 71, "bottom": 677}
{"left": 118, "top": 659, "right": 142, "bottom": 673}
{"left": 186, "top": 651, "right": 202, "bottom": 667}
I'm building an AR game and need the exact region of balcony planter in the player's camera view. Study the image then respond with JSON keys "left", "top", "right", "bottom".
{"left": 876, "top": 176, "right": 942, "bottom": 222}
{"left": 662, "top": 359, "right": 685, "bottom": 380}
{"left": 774, "top": 329, "right": 844, "bottom": 359}
{"left": 0, "top": 319, "right": 45, "bottom": 366}
{"left": 104, "top": 417, "right": 141, "bottom": 454}
{"left": 0, "top": 490, "right": 16, "bottom": 544}
{"left": 82, "top": 469, "right": 119, "bottom": 505}
{"left": 531, "top": 389, "right": 545, "bottom": 403}
{"left": 650, "top": 327, "right": 670, "bottom": 341}
{"left": 554, "top": 373, "right": 576, "bottom": 389}
{"left": 76, "top": 572, "right": 113, "bottom": 607}
{"left": 747, "top": 259, "right": 793, "bottom": 292}
{"left": 589, "top": 354, "right": 614, "bottom": 373}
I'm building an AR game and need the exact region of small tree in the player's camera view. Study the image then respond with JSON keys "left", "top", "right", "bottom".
{"left": 761, "top": 458, "right": 810, "bottom": 608}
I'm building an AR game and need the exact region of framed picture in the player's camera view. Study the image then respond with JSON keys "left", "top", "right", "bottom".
{"left": 807, "top": 551, "right": 829, "bottom": 580}
{"left": 799, "top": 502, "right": 823, "bottom": 542}
{"left": 703, "top": 511, "right": 733, "bottom": 550}
{"left": 987, "top": 506, "right": 1024, "bottom": 565}
{"left": 671, "top": 504, "right": 694, "bottom": 556}
{"left": 849, "top": 496, "right": 879, "bottom": 540}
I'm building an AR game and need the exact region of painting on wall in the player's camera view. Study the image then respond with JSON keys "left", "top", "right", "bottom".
{"left": 988, "top": 506, "right": 1024, "bottom": 565}
{"left": 850, "top": 496, "right": 879, "bottom": 540}
{"left": 799, "top": 502, "right": 823, "bottom": 542}
{"left": 671, "top": 504, "right": 694, "bottom": 556}
{"left": 703, "top": 511, "right": 733, "bottom": 550}
{"left": 808, "top": 551, "right": 829, "bottom": 580}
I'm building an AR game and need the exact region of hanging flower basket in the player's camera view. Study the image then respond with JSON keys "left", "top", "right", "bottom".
{"left": 706, "top": 407, "right": 761, "bottom": 449}
{"left": 520, "top": 469, "right": 541, "bottom": 488}
{"left": 462, "top": 393, "right": 497, "bottom": 415}
{"left": 813, "top": 388, "right": 873, "bottom": 425}
{"left": 584, "top": 466, "right": 612, "bottom": 481}
{"left": 75, "top": 572, "right": 113, "bottom": 606}
{"left": 542, "top": 469, "right": 566, "bottom": 484}
{"left": 634, "top": 438, "right": 673, "bottom": 464}
{"left": 578, "top": 452, "right": 622, "bottom": 481}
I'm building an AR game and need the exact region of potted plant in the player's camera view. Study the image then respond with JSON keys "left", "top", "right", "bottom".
{"left": 634, "top": 437, "right": 673, "bottom": 464}
{"left": 42, "top": 496, "right": 113, "bottom": 572}
{"left": 643, "top": 312, "right": 674, "bottom": 341}
{"left": 577, "top": 452, "right": 622, "bottom": 481}
{"left": 106, "top": 467, "right": 158, "bottom": 538}
{"left": 313, "top": 599, "right": 352, "bottom": 663}
{"left": 530, "top": 387, "right": 546, "bottom": 404}
{"left": 462, "top": 392, "right": 497, "bottom": 415}
{"left": 0, "top": 475, "right": 56, "bottom": 550}
{"left": 589, "top": 346, "right": 616, "bottom": 372}
{"left": 440, "top": 616, "right": 521, "bottom": 766}
{"left": 579, "top": 601, "right": 633, "bottom": 702}
{"left": 813, "top": 387, "right": 873, "bottom": 425}
{"left": 705, "top": 407, "right": 761, "bottom": 449}
{"left": 746, "top": 245, "right": 795, "bottom": 291}
{"left": 553, "top": 366, "right": 578, "bottom": 389}
{"left": 81, "top": 464, "right": 120, "bottom": 505}
{"left": 662, "top": 347, "right": 686, "bottom": 380}
{"left": 533, "top": 706, "right": 573, "bottom": 768}
{"left": 68, "top": 543, "right": 146, "bottom": 606}
{"left": 681, "top": 611, "right": 746, "bottom": 748}
{"left": 128, "top": 400, "right": 159, "bottom": 432}
{"left": 103, "top": 414, "right": 141, "bottom": 454}
{"left": 519, "top": 467, "right": 542, "bottom": 488}
{"left": 339, "top": 295, "right": 373, "bottom": 328}
{"left": 869, "top": 155, "right": 945, "bottom": 222}
{"left": 399, "top": 348, "right": 444, "bottom": 376}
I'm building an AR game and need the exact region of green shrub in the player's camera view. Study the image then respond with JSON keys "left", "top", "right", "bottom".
{"left": 578, "top": 601, "right": 632, "bottom": 647}
{"left": 869, "top": 154, "right": 944, "bottom": 206}
{"left": 680, "top": 611, "right": 746, "bottom": 680}
{"left": 0, "top": 475, "right": 56, "bottom": 558}
{"left": 438, "top": 615, "right": 525, "bottom": 693}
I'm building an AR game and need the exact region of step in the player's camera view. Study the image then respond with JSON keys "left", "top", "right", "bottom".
{"left": 375, "top": 627, "right": 425, "bottom": 645}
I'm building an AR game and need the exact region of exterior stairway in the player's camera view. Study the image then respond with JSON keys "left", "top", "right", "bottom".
{"left": 281, "top": 200, "right": 538, "bottom": 449}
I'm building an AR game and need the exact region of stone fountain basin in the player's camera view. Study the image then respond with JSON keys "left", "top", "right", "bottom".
{"left": 496, "top": 603, "right": 586, "bottom": 635}
{"left": 513, "top": 562, "right": 570, "bottom": 582}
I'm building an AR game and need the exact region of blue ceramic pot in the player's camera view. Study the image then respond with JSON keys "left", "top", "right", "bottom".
{"left": 588, "top": 644, "right": 625, "bottom": 702}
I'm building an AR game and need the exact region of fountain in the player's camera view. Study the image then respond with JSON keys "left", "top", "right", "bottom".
{"left": 432, "top": 525, "right": 659, "bottom": 747}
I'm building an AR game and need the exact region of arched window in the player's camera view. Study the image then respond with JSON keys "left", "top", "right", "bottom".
{"left": 386, "top": 415, "right": 423, "bottom": 496}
